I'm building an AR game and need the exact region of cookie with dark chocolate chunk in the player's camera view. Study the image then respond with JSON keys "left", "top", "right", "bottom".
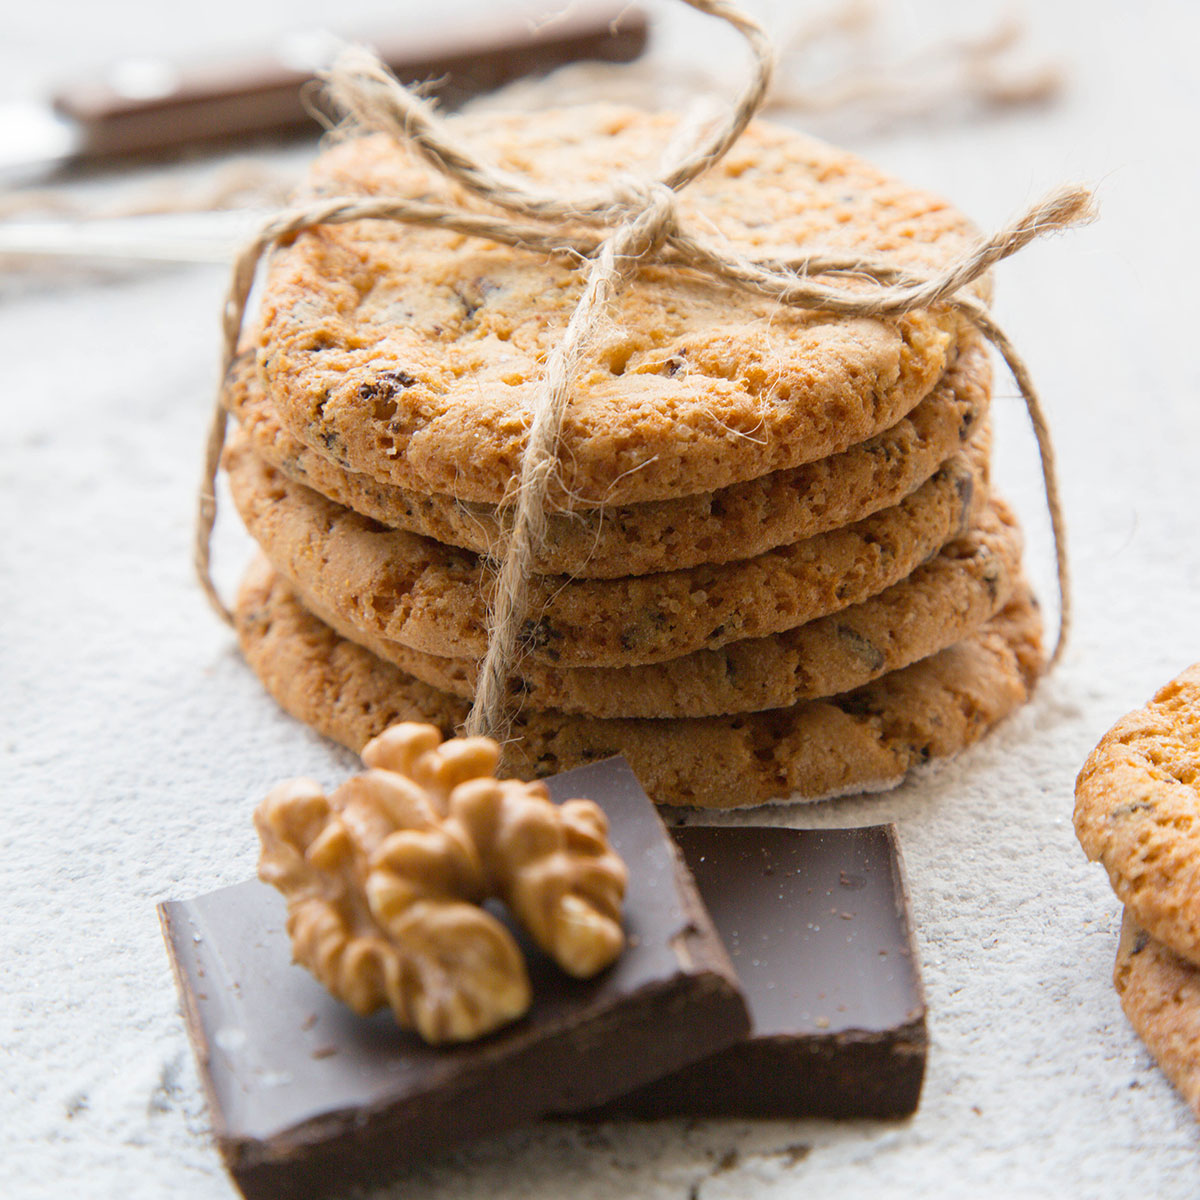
{"left": 224, "top": 333, "right": 991, "bottom": 578}
{"left": 233, "top": 558, "right": 1045, "bottom": 807}
{"left": 224, "top": 430, "right": 986, "bottom": 668}
{"left": 255, "top": 108, "right": 985, "bottom": 508}
{"left": 282, "top": 493, "right": 1022, "bottom": 720}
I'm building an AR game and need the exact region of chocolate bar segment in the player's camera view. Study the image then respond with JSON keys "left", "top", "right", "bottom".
{"left": 601, "top": 824, "right": 927, "bottom": 1119}
{"left": 159, "top": 757, "right": 748, "bottom": 1200}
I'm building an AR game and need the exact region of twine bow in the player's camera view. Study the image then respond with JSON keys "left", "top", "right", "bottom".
{"left": 197, "top": 0, "right": 1094, "bottom": 746}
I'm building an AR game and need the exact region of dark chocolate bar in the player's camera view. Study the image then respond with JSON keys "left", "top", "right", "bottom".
{"left": 159, "top": 758, "right": 748, "bottom": 1200}
{"left": 601, "top": 824, "right": 927, "bottom": 1119}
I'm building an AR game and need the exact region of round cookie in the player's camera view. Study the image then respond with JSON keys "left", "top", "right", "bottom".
{"left": 234, "top": 560, "right": 1045, "bottom": 808}
{"left": 1075, "top": 663, "right": 1200, "bottom": 966}
{"left": 225, "top": 431, "right": 986, "bottom": 667}
{"left": 225, "top": 333, "right": 990, "bottom": 578}
{"left": 256, "top": 108, "right": 985, "bottom": 507}
{"left": 288, "top": 498, "right": 1023, "bottom": 718}
{"left": 1113, "top": 910, "right": 1200, "bottom": 1120}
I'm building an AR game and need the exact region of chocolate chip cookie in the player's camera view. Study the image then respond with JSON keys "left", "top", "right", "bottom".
{"left": 225, "top": 429, "right": 986, "bottom": 668}
{"left": 256, "top": 109, "right": 985, "bottom": 507}
{"left": 285, "top": 497, "right": 1022, "bottom": 719}
{"left": 1075, "top": 663, "right": 1200, "bottom": 966}
{"left": 234, "top": 559, "right": 1044, "bottom": 808}
{"left": 1113, "top": 910, "right": 1200, "bottom": 1120}
{"left": 226, "top": 333, "right": 990, "bottom": 578}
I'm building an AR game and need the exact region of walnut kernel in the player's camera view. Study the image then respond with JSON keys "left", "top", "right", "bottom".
{"left": 255, "top": 723, "right": 627, "bottom": 1043}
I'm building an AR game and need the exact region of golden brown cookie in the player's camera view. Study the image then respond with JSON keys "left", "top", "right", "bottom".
{"left": 225, "top": 334, "right": 990, "bottom": 578}
{"left": 1113, "top": 910, "right": 1200, "bottom": 1120}
{"left": 284, "top": 498, "right": 1022, "bottom": 719}
{"left": 234, "top": 560, "right": 1044, "bottom": 808}
{"left": 256, "top": 108, "right": 985, "bottom": 507}
{"left": 225, "top": 430, "right": 985, "bottom": 668}
{"left": 1075, "top": 663, "right": 1200, "bottom": 966}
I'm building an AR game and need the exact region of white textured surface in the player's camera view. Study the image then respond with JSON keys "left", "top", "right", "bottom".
{"left": 4, "top": 2, "right": 1200, "bottom": 1197}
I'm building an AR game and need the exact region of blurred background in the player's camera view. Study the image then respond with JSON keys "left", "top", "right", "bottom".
{"left": 5, "top": 3, "right": 1200, "bottom": 1199}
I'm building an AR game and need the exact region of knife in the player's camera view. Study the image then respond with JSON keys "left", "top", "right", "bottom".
{"left": 0, "top": 210, "right": 272, "bottom": 263}
{"left": 0, "top": 2, "right": 648, "bottom": 181}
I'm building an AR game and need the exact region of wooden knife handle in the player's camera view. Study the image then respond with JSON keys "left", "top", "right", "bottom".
{"left": 51, "top": 3, "right": 648, "bottom": 160}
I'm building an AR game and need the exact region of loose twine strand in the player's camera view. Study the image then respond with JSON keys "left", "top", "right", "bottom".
{"left": 196, "top": 0, "right": 1094, "bottom": 747}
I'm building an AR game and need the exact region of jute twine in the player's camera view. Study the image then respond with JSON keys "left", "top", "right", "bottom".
{"left": 196, "top": 0, "right": 1094, "bottom": 747}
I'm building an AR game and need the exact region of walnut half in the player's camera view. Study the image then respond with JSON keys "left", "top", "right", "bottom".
{"left": 255, "top": 723, "right": 627, "bottom": 1044}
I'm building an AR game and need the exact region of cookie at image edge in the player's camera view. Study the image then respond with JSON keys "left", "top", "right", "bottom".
{"left": 1075, "top": 663, "right": 1200, "bottom": 966}
{"left": 1114, "top": 909, "right": 1200, "bottom": 1120}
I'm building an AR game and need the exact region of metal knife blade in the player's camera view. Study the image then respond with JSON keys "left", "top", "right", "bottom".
{"left": 0, "top": 3, "right": 648, "bottom": 183}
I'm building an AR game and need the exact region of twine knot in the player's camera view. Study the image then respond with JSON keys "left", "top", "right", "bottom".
{"left": 607, "top": 177, "right": 681, "bottom": 255}
{"left": 196, "top": 0, "right": 1094, "bottom": 753}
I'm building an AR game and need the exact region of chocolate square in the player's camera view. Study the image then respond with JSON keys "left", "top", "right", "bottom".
{"left": 159, "top": 757, "right": 748, "bottom": 1200}
{"left": 602, "top": 824, "right": 927, "bottom": 1119}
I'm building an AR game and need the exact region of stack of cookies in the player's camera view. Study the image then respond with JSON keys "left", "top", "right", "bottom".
{"left": 222, "top": 105, "right": 1045, "bottom": 808}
